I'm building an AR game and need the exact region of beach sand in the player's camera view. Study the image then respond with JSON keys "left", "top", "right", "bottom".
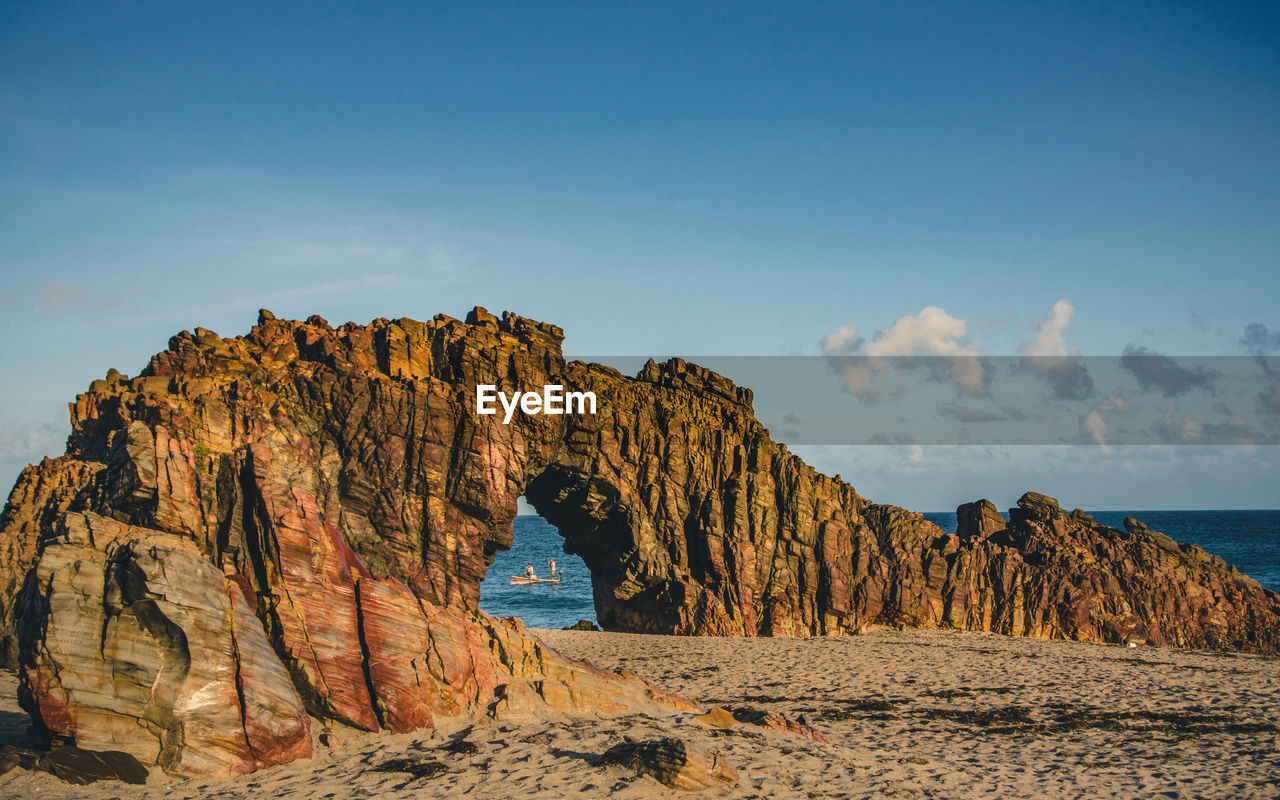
{"left": 2, "top": 627, "right": 1278, "bottom": 799}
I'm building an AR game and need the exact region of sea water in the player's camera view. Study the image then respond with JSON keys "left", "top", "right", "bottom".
{"left": 479, "top": 511, "right": 1280, "bottom": 628}
{"left": 479, "top": 515, "right": 598, "bottom": 629}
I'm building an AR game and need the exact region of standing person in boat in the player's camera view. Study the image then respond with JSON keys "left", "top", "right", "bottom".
{"left": 548, "top": 558, "right": 557, "bottom": 580}
{"left": 524, "top": 563, "right": 536, "bottom": 579}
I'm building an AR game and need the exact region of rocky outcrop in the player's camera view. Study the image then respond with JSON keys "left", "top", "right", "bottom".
{"left": 598, "top": 736, "right": 738, "bottom": 791}
{"left": 14, "top": 508, "right": 699, "bottom": 777}
{"left": 943, "top": 493, "right": 1280, "bottom": 652}
{"left": 0, "top": 458, "right": 96, "bottom": 667}
{"left": 1, "top": 307, "right": 1278, "bottom": 775}
{"left": 21, "top": 512, "right": 312, "bottom": 775}
{"left": 691, "top": 704, "right": 828, "bottom": 743}
{"left": 729, "top": 707, "right": 829, "bottom": 743}
{"left": 0, "top": 744, "right": 148, "bottom": 785}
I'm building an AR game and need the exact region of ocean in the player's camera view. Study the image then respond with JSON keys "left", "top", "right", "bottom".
{"left": 479, "top": 510, "right": 1280, "bottom": 629}
{"left": 480, "top": 515, "right": 600, "bottom": 629}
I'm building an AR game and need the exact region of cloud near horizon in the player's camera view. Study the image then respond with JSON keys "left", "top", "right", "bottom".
{"left": 1147, "top": 411, "right": 1267, "bottom": 446}
{"left": 1241, "top": 323, "right": 1280, "bottom": 356}
{"left": 1119, "top": 345, "right": 1217, "bottom": 397}
{"left": 810, "top": 310, "right": 1278, "bottom": 446}
{"left": 1080, "top": 394, "right": 1127, "bottom": 448}
{"left": 822, "top": 306, "right": 987, "bottom": 400}
{"left": 1017, "top": 299, "right": 1095, "bottom": 400}
{"left": 1240, "top": 324, "right": 1280, "bottom": 416}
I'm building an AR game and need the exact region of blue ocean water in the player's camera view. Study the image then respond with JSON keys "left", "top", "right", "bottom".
{"left": 479, "top": 515, "right": 597, "bottom": 629}
{"left": 480, "top": 511, "right": 1280, "bottom": 628}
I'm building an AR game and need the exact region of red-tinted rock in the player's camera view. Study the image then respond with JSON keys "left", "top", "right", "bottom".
{"left": 19, "top": 514, "right": 311, "bottom": 776}
{"left": 355, "top": 576, "right": 436, "bottom": 732}
{"left": 0, "top": 457, "right": 99, "bottom": 668}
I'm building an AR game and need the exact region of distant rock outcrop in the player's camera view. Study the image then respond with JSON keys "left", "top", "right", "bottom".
{"left": 1, "top": 307, "right": 1277, "bottom": 775}
{"left": 946, "top": 494, "right": 1279, "bottom": 651}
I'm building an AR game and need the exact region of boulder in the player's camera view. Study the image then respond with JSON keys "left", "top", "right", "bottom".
{"left": 956, "top": 499, "right": 1007, "bottom": 540}
{"left": 598, "top": 737, "right": 737, "bottom": 791}
{"left": 0, "top": 745, "right": 147, "bottom": 786}
{"left": 692, "top": 706, "right": 737, "bottom": 729}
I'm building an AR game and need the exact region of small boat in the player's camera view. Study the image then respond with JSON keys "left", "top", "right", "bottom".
{"left": 510, "top": 575, "right": 562, "bottom": 585}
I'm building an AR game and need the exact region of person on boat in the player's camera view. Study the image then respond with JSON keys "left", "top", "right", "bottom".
{"left": 523, "top": 563, "right": 536, "bottom": 579}
{"left": 548, "top": 558, "right": 557, "bottom": 579}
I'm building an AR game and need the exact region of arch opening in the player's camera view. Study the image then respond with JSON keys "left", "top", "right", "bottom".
{"left": 477, "top": 494, "right": 596, "bottom": 630}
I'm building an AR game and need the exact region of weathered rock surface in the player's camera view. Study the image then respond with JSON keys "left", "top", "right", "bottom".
{"left": 1, "top": 307, "right": 1277, "bottom": 775}
{"left": 20, "top": 512, "right": 312, "bottom": 775}
{"left": 944, "top": 493, "right": 1280, "bottom": 651}
{"left": 598, "top": 736, "right": 738, "bottom": 791}
{"left": 13, "top": 508, "right": 697, "bottom": 777}
{"left": 692, "top": 704, "right": 829, "bottom": 743}
{"left": 730, "top": 706, "right": 829, "bottom": 743}
{"left": 0, "top": 744, "right": 148, "bottom": 785}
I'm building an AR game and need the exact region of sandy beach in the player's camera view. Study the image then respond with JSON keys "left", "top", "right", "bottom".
{"left": 2, "top": 626, "right": 1277, "bottom": 799}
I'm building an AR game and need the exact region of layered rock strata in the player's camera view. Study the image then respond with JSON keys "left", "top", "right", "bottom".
{"left": 1, "top": 307, "right": 1277, "bottom": 775}
{"left": 16, "top": 507, "right": 699, "bottom": 776}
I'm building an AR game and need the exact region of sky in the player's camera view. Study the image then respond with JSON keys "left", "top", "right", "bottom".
{"left": 2, "top": 1, "right": 1278, "bottom": 511}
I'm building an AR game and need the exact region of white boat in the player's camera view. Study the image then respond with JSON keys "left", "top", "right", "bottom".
{"left": 510, "top": 575, "right": 562, "bottom": 585}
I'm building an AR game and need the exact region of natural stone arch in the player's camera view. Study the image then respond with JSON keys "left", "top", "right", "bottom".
{"left": 6, "top": 306, "right": 1275, "bottom": 650}
{"left": 1, "top": 306, "right": 1277, "bottom": 777}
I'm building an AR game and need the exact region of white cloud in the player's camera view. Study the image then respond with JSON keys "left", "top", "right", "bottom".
{"left": 0, "top": 421, "right": 67, "bottom": 465}
{"left": 821, "top": 324, "right": 860, "bottom": 354}
{"left": 1018, "top": 299, "right": 1094, "bottom": 400}
{"left": 1149, "top": 411, "right": 1264, "bottom": 446}
{"left": 1082, "top": 410, "right": 1109, "bottom": 446}
{"left": 822, "top": 306, "right": 986, "bottom": 400}
{"left": 906, "top": 444, "right": 925, "bottom": 466}
{"left": 1080, "top": 394, "right": 1126, "bottom": 449}
{"left": 1022, "top": 299, "right": 1077, "bottom": 359}
{"left": 865, "top": 306, "right": 975, "bottom": 359}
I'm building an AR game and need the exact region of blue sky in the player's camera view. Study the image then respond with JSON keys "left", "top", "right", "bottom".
{"left": 2, "top": 2, "right": 1278, "bottom": 510}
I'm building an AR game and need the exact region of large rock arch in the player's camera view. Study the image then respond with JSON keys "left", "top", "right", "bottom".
{"left": 1, "top": 306, "right": 1277, "bottom": 775}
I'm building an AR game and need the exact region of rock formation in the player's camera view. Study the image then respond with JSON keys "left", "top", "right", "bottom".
{"left": 0, "top": 744, "right": 148, "bottom": 785}
{"left": 598, "top": 736, "right": 738, "bottom": 791}
{"left": 1, "top": 307, "right": 1278, "bottom": 776}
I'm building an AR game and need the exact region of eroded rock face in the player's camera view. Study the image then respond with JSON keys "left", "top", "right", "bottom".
{"left": 15, "top": 506, "right": 699, "bottom": 777}
{"left": 943, "top": 492, "right": 1280, "bottom": 652}
{"left": 22, "top": 512, "right": 312, "bottom": 775}
{"left": 1, "top": 307, "right": 1278, "bottom": 774}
